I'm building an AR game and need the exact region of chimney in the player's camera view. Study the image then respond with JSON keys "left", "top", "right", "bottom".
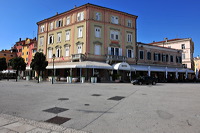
{"left": 19, "top": 38, "right": 21, "bottom": 41}
{"left": 56, "top": 12, "right": 58, "bottom": 15}
{"left": 164, "top": 37, "right": 168, "bottom": 42}
{"left": 74, "top": 5, "right": 77, "bottom": 8}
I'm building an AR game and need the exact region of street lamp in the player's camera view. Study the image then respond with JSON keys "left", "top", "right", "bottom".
{"left": 52, "top": 54, "right": 56, "bottom": 84}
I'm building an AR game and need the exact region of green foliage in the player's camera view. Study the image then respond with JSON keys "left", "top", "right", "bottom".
{"left": 0, "top": 57, "right": 7, "bottom": 71}
{"left": 11, "top": 57, "right": 26, "bottom": 71}
{"left": 30, "top": 52, "right": 48, "bottom": 71}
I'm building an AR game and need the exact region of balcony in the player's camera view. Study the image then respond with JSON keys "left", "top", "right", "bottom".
{"left": 71, "top": 54, "right": 86, "bottom": 62}
{"left": 106, "top": 55, "right": 127, "bottom": 63}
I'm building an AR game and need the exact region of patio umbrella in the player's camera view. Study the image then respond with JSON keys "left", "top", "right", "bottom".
{"left": 176, "top": 68, "right": 178, "bottom": 79}
{"left": 148, "top": 66, "right": 151, "bottom": 76}
{"left": 165, "top": 67, "right": 168, "bottom": 79}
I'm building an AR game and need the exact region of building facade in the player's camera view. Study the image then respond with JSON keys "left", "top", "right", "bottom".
{"left": 37, "top": 3, "right": 137, "bottom": 82}
{"left": 194, "top": 56, "right": 200, "bottom": 79}
{"left": 149, "top": 38, "right": 194, "bottom": 70}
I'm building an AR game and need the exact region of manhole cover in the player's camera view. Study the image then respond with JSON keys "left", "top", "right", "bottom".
{"left": 84, "top": 104, "right": 90, "bottom": 106}
{"left": 45, "top": 116, "right": 71, "bottom": 125}
{"left": 43, "top": 107, "right": 68, "bottom": 114}
{"left": 58, "top": 98, "right": 69, "bottom": 101}
{"left": 91, "top": 94, "right": 101, "bottom": 96}
{"left": 108, "top": 96, "right": 125, "bottom": 101}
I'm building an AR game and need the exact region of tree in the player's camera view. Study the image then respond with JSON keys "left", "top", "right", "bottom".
{"left": 0, "top": 57, "right": 7, "bottom": 71}
{"left": 11, "top": 57, "right": 26, "bottom": 82}
{"left": 31, "top": 52, "right": 48, "bottom": 83}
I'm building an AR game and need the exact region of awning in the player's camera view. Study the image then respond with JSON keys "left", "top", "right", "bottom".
{"left": 46, "top": 61, "right": 112, "bottom": 69}
{"left": 112, "top": 62, "right": 131, "bottom": 71}
{"left": 130, "top": 65, "right": 194, "bottom": 73}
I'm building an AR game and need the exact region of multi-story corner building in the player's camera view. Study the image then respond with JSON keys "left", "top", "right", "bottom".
{"left": 194, "top": 56, "right": 200, "bottom": 79}
{"left": 37, "top": 3, "right": 138, "bottom": 81}
{"left": 149, "top": 38, "right": 194, "bottom": 70}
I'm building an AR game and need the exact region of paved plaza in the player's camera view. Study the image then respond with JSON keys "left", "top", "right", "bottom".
{"left": 0, "top": 80, "right": 200, "bottom": 133}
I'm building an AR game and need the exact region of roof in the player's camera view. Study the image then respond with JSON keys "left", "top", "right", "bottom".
{"left": 149, "top": 38, "right": 191, "bottom": 45}
{"left": 37, "top": 3, "right": 138, "bottom": 24}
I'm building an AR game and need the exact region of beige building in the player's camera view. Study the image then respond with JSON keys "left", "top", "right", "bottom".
{"left": 194, "top": 56, "right": 200, "bottom": 79}
{"left": 150, "top": 38, "right": 194, "bottom": 70}
{"left": 37, "top": 3, "right": 137, "bottom": 82}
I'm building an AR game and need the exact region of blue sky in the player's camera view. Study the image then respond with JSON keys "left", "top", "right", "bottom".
{"left": 0, "top": 0, "right": 199, "bottom": 57}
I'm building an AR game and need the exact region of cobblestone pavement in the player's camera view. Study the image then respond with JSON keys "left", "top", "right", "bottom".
{"left": 1, "top": 80, "right": 200, "bottom": 133}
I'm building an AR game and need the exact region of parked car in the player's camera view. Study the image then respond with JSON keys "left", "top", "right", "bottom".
{"left": 131, "top": 76, "right": 157, "bottom": 85}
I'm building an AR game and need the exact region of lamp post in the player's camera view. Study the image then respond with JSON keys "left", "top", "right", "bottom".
{"left": 52, "top": 54, "right": 56, "bottom": 84}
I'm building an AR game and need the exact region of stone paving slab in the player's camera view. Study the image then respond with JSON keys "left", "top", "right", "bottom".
{"left": 0, "top": 113, "right": 88, "bottom": 133}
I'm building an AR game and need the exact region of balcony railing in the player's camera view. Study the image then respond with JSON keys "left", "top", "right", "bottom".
{"left": 71, "top": 54, "right": 86, "bottom": 62}
{"left": 106, "top": 55, "right": 127, "bottom": 63}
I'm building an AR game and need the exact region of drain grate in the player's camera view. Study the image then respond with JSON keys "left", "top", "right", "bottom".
{"left": 45, "top": 116, "right": 71, "bottom": 125}
{"left": 108, "top": 96, "right": 125, "bottom": 101}
{"left": 58, "top": 98, "right": 69, "bottom": 101}
{"left": 43, "top": 107, "right": 68, "bottom": 114}
{"left": 91, "top": 94, "right": 101, "bottom": 96}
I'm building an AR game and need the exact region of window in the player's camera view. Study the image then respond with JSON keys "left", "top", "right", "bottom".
{"left": 50, "top": 22, "right": 54, "bottom": 30}
{"left": 108, "top": 47, "right": 122, "bottom": 56}
{"left": 77, "top": 12, "right": 84, "bottom": 21}
{"left": 127, "top": 33, "right": 132, "bottom": 42}
{"left": 182, "top": 53, "right": 185, "bottom": 59}
{"left": 56, "top": 48, "right": 61, "bottom": 57}
{"left": 147, "top": 52, "right": 151, "bottom": 60}
{"left": 162, "top": 54, "right": 167, "bottom": 62}
{"left": 48, "top": 49, "right": 52, "bottom": 58}
{"left": 110, "top": 30, "right": 119, "bottom": 40}
{"left": 65, "top": 46, "right": 69, "bottom": 56}
{"left": 170, "top": 55, "right": 174, "bottom": 62}
{"left": 26, "top": 52, "right": 29, "bottom": 55}
{"left": 48, "top": 35, "right": 54, "bottom": 44}
{"left": 77, "top": 45, "right": 82, "bottom": 54}
{"left": 181, "top": 44, "right": 185, "bottom": 49}
{"left": 78, "top": 27, "right": 83, "bottom": 38}
{"left": 127, "top": 20, "right": 132, "bottom": 27}
{"left": 32, "top": 49, "right": 36, "bottom": 53}
{"left": 94, "top": 45, "right": 101, "bottom": 55}
{"left": 66, "top": 16, "right": 70, "bottom": 25}
{"left": 111, "top": 16, "right": 119, "bottom": 24}
{"left": 95, "top": 27, "right": 101, "bottom": 38}
{"left": 39, "top": 37, "right": 44, "bottom": 46}
{"left": 4, "top": 54, "right": 6, "bottom": 56}
{"left": 139, "top": 50, "right": 144, "bottom": 60}
{"left": 176, "top": 56, "right": 182, "bottom": 63}
{"left": 66, "top": 30, "right": 70, "bottom": 41}
{"left": 95, "top": 12, "right": 100, "bottom": 21}
{"left": 127, "top": 49, "right": 134, "bottom": 58}
{"left": 40, "top": 25, "right": 45, "bottom": 33}
{"left": 154, "top": 53, "right": 160, "bottom": 61}
{"left": 57, "top": 33, "right": 61, "bottom": 43}
{"left": 56, "top": 19, "right": 63, "bottom": 28}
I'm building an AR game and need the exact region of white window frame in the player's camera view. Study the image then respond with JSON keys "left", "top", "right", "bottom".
{"left": 182, "top": 53, "right": 186, "bottom": 59}
{"left": 65, "top": 46, "right": 70, "bottom": 56}
{"left": 66, "top": 16, "right": 70, "bottom": 25}
{"left": 126, "top": 49, "right": 134, "bottom": 58}
{"left": 127, "top": 33, "right": 132, "bottom": 42}
{"left": 127, "top": 20, "right": 132, "bottom": 27}
{"left": 57, "top": 33, "right": 61, "bottom": 43}
{"left": 66, "top": 30, "right": 70, "bottom": 41}
{"left": 78, "top": 27, "right": 83, "bottom": 38}
{"left": 77, "top": 12, "right": 84, "bottom": 21}
{"left": 111, "top": 16, "right": 119, "bottom": 24}
{"left": 40, "top": 25, "right": 45, "bottom": 33}
{"left": 77, "top": 44, "right": 82, "bottom": 54}
{"left": 94, "top": 44, "right": 101, "bottom": 55}
{"left": 110, "top": 30, "right": 119, "bottom": 40}
{"left": 48, "top": 49, "right": 53, "bottom": 58}
{"left": 95, "top": 27, "right": 101, "bottom": 38}
{"left": 108, "top": 47, "right": 122, "bottom": 56}
{"left": 56, "top": 48, "right": 61, "bottom": 57}
{"left": 48, "top": 35, "right": 54, "bottom": 44}
{"left": 50, "top": 22, "right": 54, "bottom": 30}
{"left": 56, "top": 19, "right": 63, "bottom": 28}
{"left": 39, "top": 37, "right": 44, "bottom": 46}
{"left": 95, "top": 12, "right": 100, "bottom": 21}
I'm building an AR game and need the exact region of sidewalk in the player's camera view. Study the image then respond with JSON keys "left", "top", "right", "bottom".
{"left": 0, "top": 113, "right": 87, "bottom": 133}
